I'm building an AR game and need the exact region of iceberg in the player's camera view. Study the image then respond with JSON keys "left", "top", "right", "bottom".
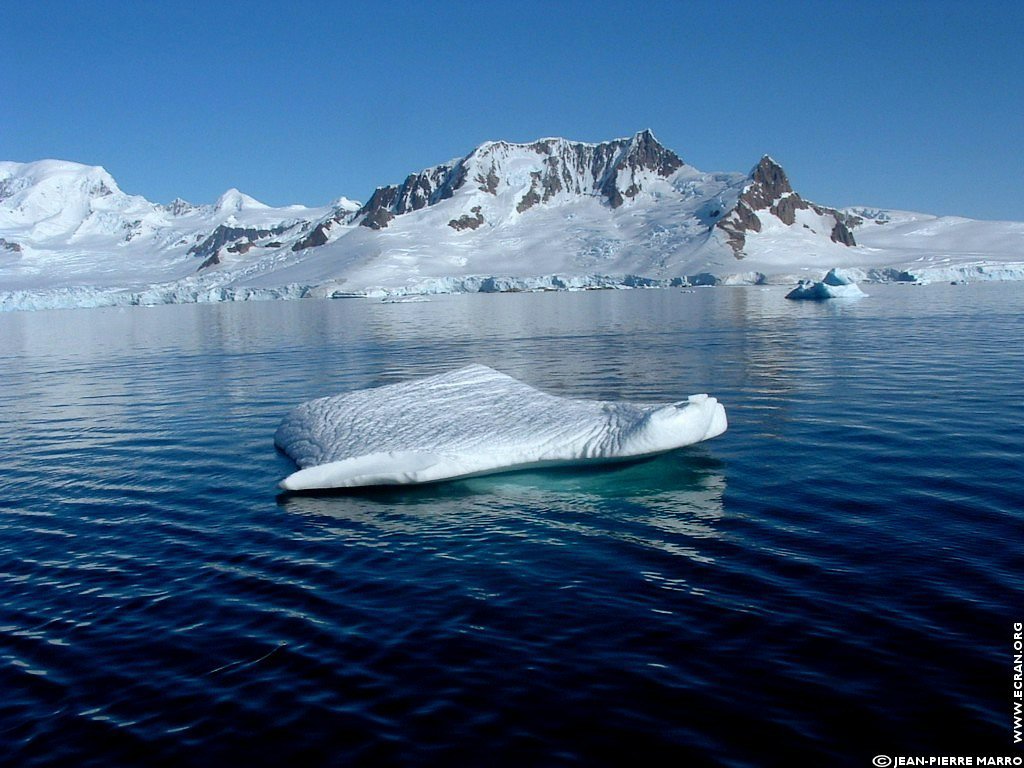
{"left": 785, "top": 268, "right": 867, "bottom": 300}
{"left": 274, "top": 364, "right": 727, "bottom": 490}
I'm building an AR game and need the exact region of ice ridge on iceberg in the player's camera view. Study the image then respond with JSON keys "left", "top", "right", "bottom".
{"left": 785, "top": 268, "right": 867, "bottom": 300}
{"left": 274, "top": 364, "right": 728, "bottom": 490}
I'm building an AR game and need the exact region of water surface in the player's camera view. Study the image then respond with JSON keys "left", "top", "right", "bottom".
{"left": 1, "top": 285, "right": 1022, "bottom": 766}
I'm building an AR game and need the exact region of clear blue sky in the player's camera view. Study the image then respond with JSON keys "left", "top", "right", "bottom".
{"left": 3, "top": 0, "right": 1021, "bottom": 220}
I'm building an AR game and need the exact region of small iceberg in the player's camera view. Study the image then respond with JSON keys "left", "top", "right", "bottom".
{"left": 275, "top": 364, "right": 727, "bottom": 490}
{"left": 785, "top": 268, "right": 867, "bottom": 300}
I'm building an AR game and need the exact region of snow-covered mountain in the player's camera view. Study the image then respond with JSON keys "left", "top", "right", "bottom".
{"left": 240, "top": 131, "right": 866, "bottom": 295}
{"left": 0, "top": 159, "right": 336, "bottom": 296}
{"left": 1, "top": 132, "right": 1021, "bottom": 310}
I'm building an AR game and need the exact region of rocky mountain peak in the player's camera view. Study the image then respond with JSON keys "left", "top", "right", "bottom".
{"left": 163, "top": 197, "right": 196, "bottom": 216}
{"left": 748, "top": 155, "right": 792, "bottom": 200}
{"left": 622, "top": 129, "right": 683, "bottom": 178}
{"left": 715, "top": 155, "right": 856, "bottom": 257}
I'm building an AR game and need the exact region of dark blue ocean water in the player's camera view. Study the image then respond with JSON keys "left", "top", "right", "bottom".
{"left": 1, "top": 285, "right": 1022, "bottom": 767}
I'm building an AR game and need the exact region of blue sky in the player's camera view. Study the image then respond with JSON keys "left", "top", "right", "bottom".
{"left": 3, "top": 0, "right": 1021, "bottom": 220}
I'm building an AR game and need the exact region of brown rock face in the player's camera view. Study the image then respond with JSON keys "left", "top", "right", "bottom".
{"left": 448, "top": 206, "right": 485, "bottom": 231}
{"left": 356, "top": 163, "right": 469, "bottom": 230}
{"left": 361, "top": 207, "right": 396, "bottom": 230}
{"left": 516, "top": 189, "right": 540, "bottom": 213}
{"left": 292, "top": 198, "right": 365, "bottom": 251}
{"left": 748, "top": 155, "right": 793, "bottom": 204}
{"left": 771, "top": 192, "right": 806, "bottom": 226}
{"left": 830, "top": 219, "right": 857, "bottom": 246}
{"left": 476, "top": 167, "right": 500, "bottom": 194}
{"left": 0, "top": 238, "right": 22, "bottom": 254}
{"left": 190, "top": 223, "right": 292, "bottom": 266}
{"left": 292, "top": 223, "right": 330, "bottom": 251}
{"left": 628, "top": 129, "right": 685, "bottom": 177}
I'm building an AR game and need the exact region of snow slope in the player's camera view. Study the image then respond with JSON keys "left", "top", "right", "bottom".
{"left": 837, "top": 208, "right": 1024, "bottom": 283}
{"left": 1, "top": 133, "right": 1022, "bottom": 310}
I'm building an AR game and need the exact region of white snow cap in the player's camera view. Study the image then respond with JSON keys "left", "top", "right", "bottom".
{"left": 214, "top": 188, "right": 269, "bottom": 212}
{"left": 0, "top": 160, "right": 124, "bottom": 229}
{"left": 274, "top": 364, "right": 727, "bottom": 490}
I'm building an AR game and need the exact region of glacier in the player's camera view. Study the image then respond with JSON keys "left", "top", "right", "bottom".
{"left": 274, "top": 365, "right": 728, "bottom": 490}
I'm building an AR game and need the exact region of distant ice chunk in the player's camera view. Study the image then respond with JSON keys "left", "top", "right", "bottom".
{"left": 785, "top": 268, "right": 867, "bottom": 300}
{"left": 275, "top": 364, "right": 727, "bottom": 490}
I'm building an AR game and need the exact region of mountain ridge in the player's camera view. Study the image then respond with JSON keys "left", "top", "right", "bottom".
{"left": 352, "top": 130, "right": 688, "bottom": 229}
{"left": 1, "top": 132, "right": 1021, "bottom": 310}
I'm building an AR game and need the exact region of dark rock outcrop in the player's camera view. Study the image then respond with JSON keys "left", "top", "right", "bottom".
{"left": 0, "top": 238, "right": 22, "bottom": 254}
{"left": 772, "top": 193, "right": 802, "bottom": 226}
{"left": 356, "top": 163, "right": 469, "bottom": 230}
{"left": 162, "top": 198, "right": 195, "bottom": 216}
{"left": 0, "top": 178, "right": 23, "bottom": 203}
{"left": 626, "top": 129, "right": 685, "bottom": 177}
{"left": 830, "top": 219, "right": 857, "bottom": 246}
{"left": 291, "top": 200, "right": 365, "bottom": 251}
{"left": 477, "top": 166, "right": 500, "bottom": 194}
{"left": 190, "top": 223, "right": 293, "bottom": 268}
{"left": 361, "top": 206, "right": 395, "bottom": 230}
{"left": 292, "top": 220, "right": 333, "bottom": 250}
{"left": 516, "top": 188, "right": 541, "bottom": 213}
{"left": 448, "top": 206, "right": 485, "bottom": 231}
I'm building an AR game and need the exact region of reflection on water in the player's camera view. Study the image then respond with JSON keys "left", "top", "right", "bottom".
{"left": 280, "top": 451, "right": 727, "bottom": 567}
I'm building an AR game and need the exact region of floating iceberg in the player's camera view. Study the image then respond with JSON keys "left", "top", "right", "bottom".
{"left": 785, "top": 268, "right": 867, "bottom": 300}
{"left": 275, "top": 364, "right": 727, "bottom": 490}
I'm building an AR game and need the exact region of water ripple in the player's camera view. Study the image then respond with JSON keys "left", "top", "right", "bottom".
{"left": 0, "top": 285, "right": 1022, "bottom": 765}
